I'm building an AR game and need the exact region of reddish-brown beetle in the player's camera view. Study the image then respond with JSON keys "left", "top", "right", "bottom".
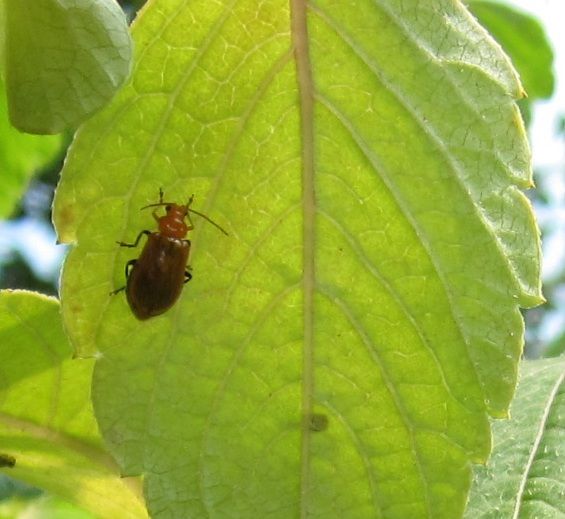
{"left": 111, "top": 190, "right": 227, "bottom": 320}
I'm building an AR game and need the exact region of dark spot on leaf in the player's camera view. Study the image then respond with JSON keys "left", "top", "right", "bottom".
{"left": 0, "top": 453, "right": 16, "bottom": 468}
{"left": 309, "top": 413, "right": 329, "bottom": 432}
{"left": 58, "top": 204, "right": 77, "bottom": 230}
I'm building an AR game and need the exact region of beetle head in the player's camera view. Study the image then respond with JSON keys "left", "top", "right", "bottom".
{"left": 142, "top": 195, "right": 228, "bottom": 236}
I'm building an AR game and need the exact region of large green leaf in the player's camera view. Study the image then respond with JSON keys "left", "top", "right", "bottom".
{"left": 466, "top": 357, "right": 565, "bottom": 518}
{"left": 53, "top": 1, "right": 542, "bottom": 517}
{"left": 2, "top": 0, "right": 132, "bottom": 134}
{"left": 0, "top": 291, "right": 147, "bottom": 519}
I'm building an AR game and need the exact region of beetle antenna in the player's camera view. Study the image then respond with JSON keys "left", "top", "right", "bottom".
{"left": 188, "top": 208, "right": 229, "bottom": 235}
{"left": 141, "top": 202, "right": 174, "bottom": 210}
{"left": 141, "top": 200, "right": 229, "bottom": 235}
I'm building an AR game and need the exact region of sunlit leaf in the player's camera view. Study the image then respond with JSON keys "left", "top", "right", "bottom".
{"left": 4, "top": 495, "right": 97, "bottom": 519}
{"left": 53, "top": 1, "right": 542, "bottom": 517}
{"left": 0, "top": 290, "right": 147, "bottom": 519}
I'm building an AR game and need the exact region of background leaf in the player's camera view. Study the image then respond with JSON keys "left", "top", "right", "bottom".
{"left": 466, "top": 357, "right": 565, "bottom": 518}
{"left": 467, "top": 0, "right": 555, "bottom": 101}
{"left": 545, "top": 333, "right": 565, "bottom": 359}
{"left": 466, "top": 0, "right": 555, "bottom": 126}
{"left": 0, "top": 290, "right": 147, "bottom": 519}
{"left": 3, "top": 0, "right": 132, "bottom": 134}
{"left": 0, "top": 79, "right": 62, "bottom": 218}
{"left": 53, "top": 0, "right": 541, "bottom": 517}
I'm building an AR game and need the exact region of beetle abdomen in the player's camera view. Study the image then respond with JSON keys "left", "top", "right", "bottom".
{"left": 126, "top": 234, "right": 190, "bottom": 320}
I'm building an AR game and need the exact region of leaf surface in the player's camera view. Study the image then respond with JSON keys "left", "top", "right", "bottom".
{"left": 3, "top": 0, "right": 132, "bottom": 134}
{"left": 466, "top": 357, "right": 565, "bottom": 518}
{"left": 0, "top": 291, "right": 147, "bottom": 519}
{"left": 53, "top": 1, "right": 542, "bottom": 517}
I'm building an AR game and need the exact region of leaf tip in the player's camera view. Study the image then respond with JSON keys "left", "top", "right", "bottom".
{"left": 519, "top": 87, "right": 528, "bottom": 100}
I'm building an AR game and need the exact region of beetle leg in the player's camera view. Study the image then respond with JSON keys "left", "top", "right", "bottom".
{"left": 109, "top": 259, "right": 137, "bottom": 296}
{"left": 183, "top": 249, "right": 193, "bottom": 285}
{"left": 116, "top": 230, "right": 151, "bottom": 248}
{"left": 185, "top": 211, "right": 195, "bottom": 231}
{"left": 153, "top": 187, "right": 166, "bottom": 222}
{"left": 185, "top": 196, "right": 195, "bottom": 231}
{"left": 152, "top": 189, "right": 163, "bottom": 223}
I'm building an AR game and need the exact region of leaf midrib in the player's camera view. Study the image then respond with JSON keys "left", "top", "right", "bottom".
{"left": 290, "top": 0, "right": 316, "bottom": 515}
{"left": 0, "top": 411, "right": 116, "bottom": 472}
{"left": 512, "top": 369, "right": 565, "bottom": 519}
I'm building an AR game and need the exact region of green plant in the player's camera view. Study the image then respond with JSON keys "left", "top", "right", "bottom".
{"left": 1, "top": 1, "right": 563, "bottom": 518}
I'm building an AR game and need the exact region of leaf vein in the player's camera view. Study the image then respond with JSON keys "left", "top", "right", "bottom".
{"left": 317, "top": 289, "right": 432, "bottom": 516}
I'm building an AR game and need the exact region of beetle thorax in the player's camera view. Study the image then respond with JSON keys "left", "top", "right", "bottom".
{"left": 159, "top": 211, "right": 188, "bottom": 239}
